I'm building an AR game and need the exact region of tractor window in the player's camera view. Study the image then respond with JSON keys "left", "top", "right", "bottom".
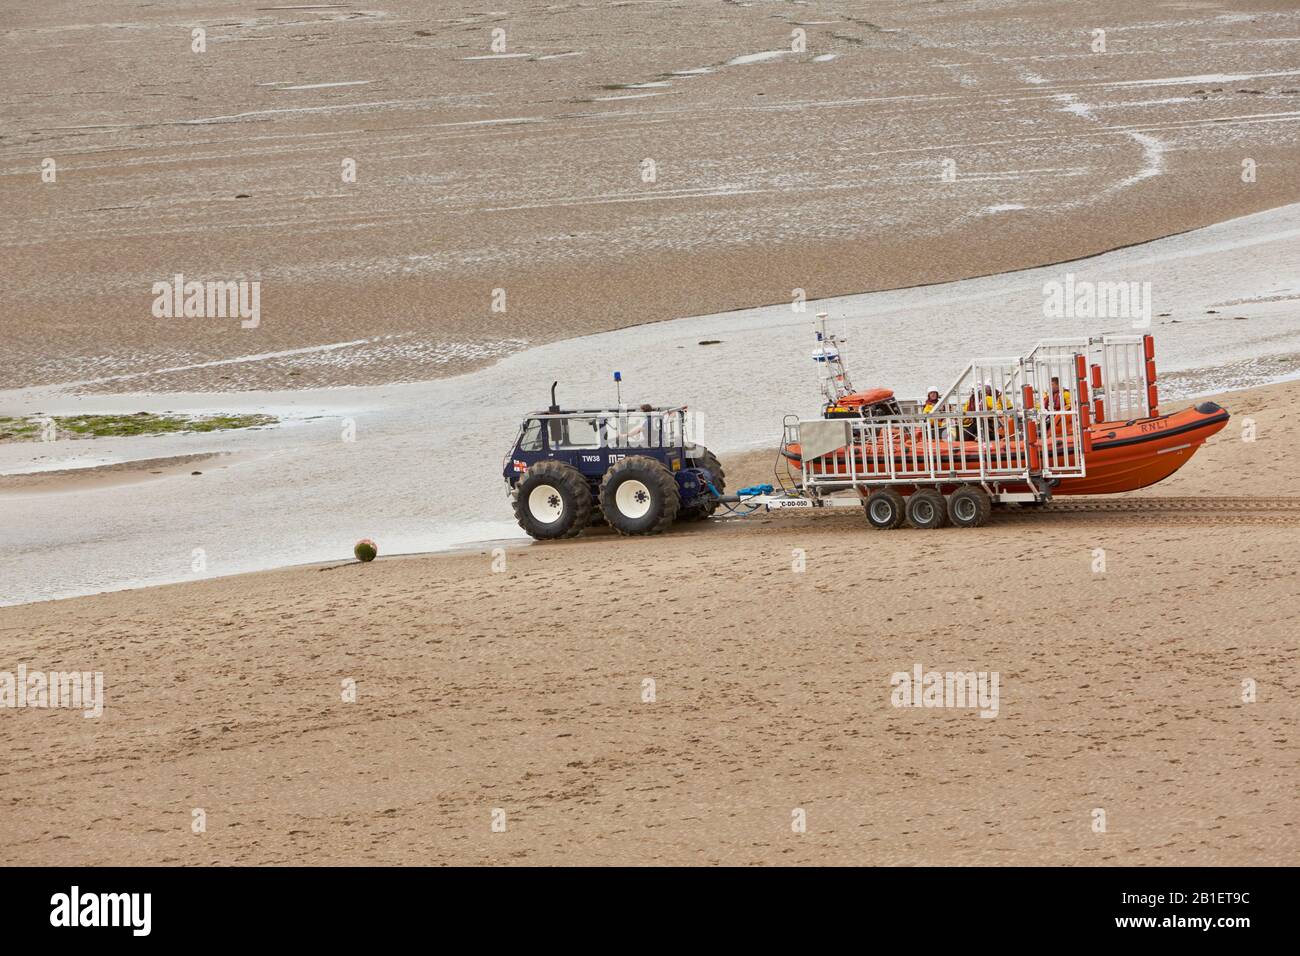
{"left": 604, "top": 413, "right": 647, "bottom": 448}
{"left": 559, "top": 417, "right": 600, "bottom": 448}
{"left": 520, "top": 419, "right": 544, "bottom": 452}
{"left": 660, "top": 414, "right": 682, "bottom": 448}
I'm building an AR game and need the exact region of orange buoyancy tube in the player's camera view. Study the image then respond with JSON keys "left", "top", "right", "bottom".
{"left": 836, "top": 388, "right": 894, "bottom": 408}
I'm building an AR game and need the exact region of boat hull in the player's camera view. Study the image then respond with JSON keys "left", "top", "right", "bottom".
{"left": 1052, "top": 401, "right": 1229, "bottom": 495}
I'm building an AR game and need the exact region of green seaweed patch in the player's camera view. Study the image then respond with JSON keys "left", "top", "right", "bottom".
{"left": 0, "top": 412, "right": 277, "bottom": 442}
{"left": 0, "top": 417, "right": 43, "bottom": 441}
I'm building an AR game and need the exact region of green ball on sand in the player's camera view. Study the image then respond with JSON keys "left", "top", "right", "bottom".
{"left": 354, "top": 539, "right": 378, "bottom": 563}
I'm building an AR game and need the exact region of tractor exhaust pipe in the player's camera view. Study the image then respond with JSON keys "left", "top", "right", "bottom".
{"left": 549, "top": 381, "right": 559, "bottom": 414}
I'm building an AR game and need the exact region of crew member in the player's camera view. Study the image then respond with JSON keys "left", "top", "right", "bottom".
{"left": 1043, "top": 376, "right": 1072, "bottom": 411}
{"left": 963, "top": 383, "right": 1011, "bottom": 439}
{"left": 917, "top": 387, "right": 944, "bottom": 441}
{"left": 961, "top": 388, "right": 978, "bottom": 440}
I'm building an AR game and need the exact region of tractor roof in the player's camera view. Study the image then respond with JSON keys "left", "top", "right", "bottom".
{"left": 525, "top": 405, "right": 686, "bottom": 418}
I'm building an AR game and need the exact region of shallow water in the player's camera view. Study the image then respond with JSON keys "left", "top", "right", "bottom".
{"left": 2, "top": 202, "right": 1299, "bottom": 606}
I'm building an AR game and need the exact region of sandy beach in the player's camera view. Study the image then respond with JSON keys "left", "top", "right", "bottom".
{"left": 2, "top": 1, "right": 1300, "bottom": 870}
{"left": 1, "top": 378, "right": 1297, "bottom": 866}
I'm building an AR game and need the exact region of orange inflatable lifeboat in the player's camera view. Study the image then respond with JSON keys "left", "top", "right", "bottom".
{"left": 785, "top": 323, "right": 1233, "bottom": 499}
{"left": 782, "top": 401, "right": 1228, "bottom": 496}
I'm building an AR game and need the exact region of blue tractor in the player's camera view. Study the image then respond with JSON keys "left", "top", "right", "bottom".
{"left": 503, "top": 383, "right": 726, "bottom": 539}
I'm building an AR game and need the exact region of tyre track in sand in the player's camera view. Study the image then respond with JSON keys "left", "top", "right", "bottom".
{"left": 999, "top": 495, "right": 1300, "bottom": 526}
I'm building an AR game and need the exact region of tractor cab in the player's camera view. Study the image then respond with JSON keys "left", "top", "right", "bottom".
{"left": 505, "top": 403, "right": 692, "bottom": 482}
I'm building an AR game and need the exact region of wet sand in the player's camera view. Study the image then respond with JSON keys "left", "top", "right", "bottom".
{"left": 4, "top": 196, "right": 1299, "bottom": 606}
{"left": 0, "top": 453, "right": 219, "bottom": 495}
{"left": 4, "top": 0, "right": 1300, "bottom": 390}
{"left": 0, "top": 379, "right": 1296, "bottom": 866}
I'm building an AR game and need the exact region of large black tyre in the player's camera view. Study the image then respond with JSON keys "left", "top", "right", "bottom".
{"left": 906, "top": 488, "right": 947, "bottom": 529}
{"left": 599, "top": 455, "right": 680, "bottom": 536}
{"left": 947, "top": 485, "right": 992, "bottom": 528}
{"left": 678, "top": 447, "right": 726, "bottom": 522}
{"left": 864, "top": 488, "right": 906, "bottom": 529}
{"left": 512, "top": 461, "right": 592, "bottom": 540}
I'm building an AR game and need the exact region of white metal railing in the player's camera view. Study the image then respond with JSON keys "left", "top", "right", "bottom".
{"left": 1026, "top": 339, "right": 1086, "bottom": 420}
{"left": 1028, "top": 334, "right": 1152, "bottom": 421}
{"left": 784, "top": 329, "right": 1162, "bottom": 493}
{"left": 935, "top": 356, "right": 1027, "bottom": 410}
{"left": 1037, "top": 406, "right": 1085, "bottom": 478}
{"left": 789, "top": 400, "right": 1083, "bottom": 490}
{"left": 1096, "top": 334, "right": 1150, "bottom": 421}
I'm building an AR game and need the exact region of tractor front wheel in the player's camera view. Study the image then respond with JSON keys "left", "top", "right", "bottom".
{"left": 512, "top": 461, "right": 592, "bottom": 540}
{"left": 599, "top": 456, "right": 680, "bottom": 535}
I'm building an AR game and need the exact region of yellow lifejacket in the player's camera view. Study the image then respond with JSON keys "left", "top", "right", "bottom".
{"left": 962, "top": 392, "right": 1007, "bottom": 427}
{"left": 1042, "top": 388, "right": 1072, "bottom": 411}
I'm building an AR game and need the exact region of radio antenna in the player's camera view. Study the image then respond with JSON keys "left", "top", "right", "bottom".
{"left": 812, "top": 312, "right": 854, "bottom": 404}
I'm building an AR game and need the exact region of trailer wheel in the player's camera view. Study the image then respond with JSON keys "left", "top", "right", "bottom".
{"left": 679, "top": 447, "right": 726, "bottom": 522}
{"left": 512, "top": 461, "right": 592, "bottom": 540}
{"left": 864, "top": 489, "right": 906, "bottom": 529}
{"left": 600, "top": 456, "right": 680, "bottom": 535}
{"left": 947, "top": 486, "right": 992, "bottom": 528}
{"left": 906, "top": 488, "right": 947, "bottom": 530}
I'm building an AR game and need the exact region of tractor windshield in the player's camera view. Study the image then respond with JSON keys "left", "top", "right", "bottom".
{"left": 519, "top": 418, "right": 544, "bottom": 451}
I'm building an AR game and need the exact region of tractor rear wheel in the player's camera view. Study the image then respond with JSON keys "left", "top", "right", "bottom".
{"left": 678, "top": 447, "right": 725, "bottom": 521}
{"left": 906, "top": 488, "right": 947, "bottom": 529}
{"left": 512, "top": 461, "right": 592, "bottom": 540}
{"left": 947, "top": 485, "right": 992, "bottom": 528}
{"left": 599, "top": 456, "right": 680, "bottom": 535}
{"left": 864, "top": 488, "right": 906, "bottom": 529}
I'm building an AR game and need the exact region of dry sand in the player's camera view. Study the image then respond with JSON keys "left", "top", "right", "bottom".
{"left": 1, "top": 380, "right": 1295, "bottom": 865}
{"left": 4, "top": 0, "right": 1300, "bottom": 391}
